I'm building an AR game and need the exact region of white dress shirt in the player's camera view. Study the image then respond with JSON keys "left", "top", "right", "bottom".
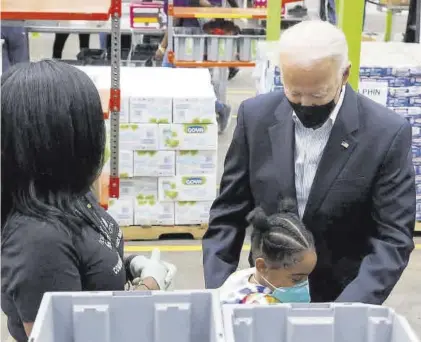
{"left": 294, "top": 86, "right": 347, "bottom": 218}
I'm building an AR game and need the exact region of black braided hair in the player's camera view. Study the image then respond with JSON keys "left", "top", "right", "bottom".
{"left": 248, "top": 199, "right": 315, "bottom": 268}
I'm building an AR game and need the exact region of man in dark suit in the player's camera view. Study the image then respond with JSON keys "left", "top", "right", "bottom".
{"left": 202, "top": 21, "right": 416, "bottom": 304}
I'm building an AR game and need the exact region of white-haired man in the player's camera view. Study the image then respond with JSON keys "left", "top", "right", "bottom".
{"left": 203, "top": 20, "right": 416, "bottom": 304}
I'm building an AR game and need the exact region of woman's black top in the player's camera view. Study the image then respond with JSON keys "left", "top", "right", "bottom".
{"left": 1, "top": 193, "right": 127, "bottom": 342}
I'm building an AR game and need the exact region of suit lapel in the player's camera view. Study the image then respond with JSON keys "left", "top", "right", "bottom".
{"left": 303, "top": 84, "right": 360, "bottom": 221}
{"left": 268, "top": 97, "right": 298, "bottom": 215}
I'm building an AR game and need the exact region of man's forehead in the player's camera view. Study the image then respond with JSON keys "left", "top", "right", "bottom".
{"left": 283, "top": 77, "right": 334, "bottom": 95}
{"left": 280, "top": 53, "right": 338, "bottom": 70}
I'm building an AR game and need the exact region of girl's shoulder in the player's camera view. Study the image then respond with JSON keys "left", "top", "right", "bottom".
{"left": 219, "top": 268, "right": 258, "bottom": 304}
{"left": 221, "top": 268, "right": 256, "bottom": 288}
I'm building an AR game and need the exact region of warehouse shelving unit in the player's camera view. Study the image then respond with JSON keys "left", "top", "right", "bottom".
{"left": 166, "top": 6, "right": 266, "bottom": 69}
{"left": 1, "top": 0, "right": 123, "bottom": 199}
{"left": 165, "top": 2, "right": 290, "bottom": 107}
{"left": 166, "top": 5, "right": 292, "bottom": 67}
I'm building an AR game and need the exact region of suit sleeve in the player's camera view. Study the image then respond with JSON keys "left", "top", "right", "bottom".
{"left": 336, "top": 121, "right": 416, "bottom": 304}
{"left": 202, "top": 102, "right": 255, "bottom": 289}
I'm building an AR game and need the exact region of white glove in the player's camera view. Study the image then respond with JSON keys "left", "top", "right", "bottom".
{"left": 130, "top": 249, "right": 177, "bottom": 290}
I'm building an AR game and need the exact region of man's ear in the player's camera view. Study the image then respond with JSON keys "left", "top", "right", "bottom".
{"left": 342, "top": 64, "right": 351, "bottom": 85}
{"left": 255, "top": 258, "right": 267, "bottom": 274}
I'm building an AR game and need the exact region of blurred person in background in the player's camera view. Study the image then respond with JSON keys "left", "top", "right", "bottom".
{"left": 52, "top": 33, "right": 90, "bottom": 59}
{"left": 319, "top": 0, "right": 367, "bottom": 26}
{"left": 1, "top": 60, "right": 176, "bottom": 342}
{"left": 1, "top": 25, "right": 29, "bottom": 72}
{"left": 319, "top": 0, "right": 337, "bottom": 24}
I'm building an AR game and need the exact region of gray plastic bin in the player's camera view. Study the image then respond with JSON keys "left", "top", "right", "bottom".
{"left": 206, "top": 36, "right": 238, "bottom": 61}
{"left": 238, "top": 29, "right": 266, "bottom": 61}
{"left": 29, "top": 290, "right": 225, "bottom": 342}
{"left": 173, "top": 27, "right": 206, "bottom": 62}
{"left": 223, "top": 303, "right": 420, "bottom": 342}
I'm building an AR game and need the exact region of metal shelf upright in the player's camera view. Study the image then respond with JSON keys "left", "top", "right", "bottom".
{"left": 1, "top": 0, "right": 122, "bottom": 199}
{"left": 337, "top": 0, "right": 365, "bottom": 90}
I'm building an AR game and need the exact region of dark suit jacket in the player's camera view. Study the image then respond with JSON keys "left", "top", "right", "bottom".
{"left": 203, "top": 85, "right": 416, "bottom": 304}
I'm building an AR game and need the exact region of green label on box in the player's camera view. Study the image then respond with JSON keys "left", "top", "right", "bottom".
{"left": 251, "top": 40, "right": 258, "bottom": 60}
{"left": 218, "top": 40, "right": 225, "bottom": 58}
{"left": 185, "top": 38, "right": 194, "bottom": 56}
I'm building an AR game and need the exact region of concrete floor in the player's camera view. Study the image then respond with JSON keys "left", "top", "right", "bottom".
{"left": 2, "top": 4, "right": 421, "bottom": 340}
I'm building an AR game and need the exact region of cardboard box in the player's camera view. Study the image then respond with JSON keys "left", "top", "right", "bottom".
{"left": 359, "top": 43, "right": 421, "bottom": 78}
{"left": 176, "top": 150, "right": 217, "bottom": 175}
{"left": 120, "top": 97, "right": 130, "bottom": 123}
{"left": 134, "top": 151, "right": 175, "bottom": 177}
{"left": 102, "top": 150, "right": 134, "bottom": 178}
{"left": 158, "top": 124, "right": 218, "bottom": 150}
{"left": 387, "top": 97, "right": 421, "bottom": 107}
{"left": 389, "top": 87, "right": 421, "bottom": 98}
{"left": 158, "top": 175, "right": 217, "bottom": 202}
{"left": 393, "top": 107, "right": 421, "bottom": 119}
{"left": 174, "top": 201, "right": 212, "bottom": 225}
{"left": 134, "top": 201, "right": 175, "bottom": 226}
{"left": 107, "top": 198, "right": 134, "bottom": 226}
{"left": 172, "top": 84, "right": 217, "bottom": 124}
{"left": 361, "top": 76, "right": 421, "bottom": 87}
{"left": 172, "top": 98, "right": 216, "bottom": 124}
{"left": 412, "top": 146, "right": 421, "bottom": 159}
{"left": 120, "top": 178, "right": 158, "bottom": 200}
{"left": 129, "top": 96, "right": 172, "bottom": 124}
{"left": 119, "top": 124, "right": 159, "bottom": 151}
{"left": 412, "top": 137, "right": 421, "bottom": 146}
{"left": 413, "top": 126, "right": 421, "bottom": 139}
{"left": 359, "top": 66, "right": 421, "bottom": 78}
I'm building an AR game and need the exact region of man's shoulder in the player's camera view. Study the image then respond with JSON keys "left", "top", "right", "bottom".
{"left": 239, "top": 91, "right": 286, "bottom": 125}
{"left": 357, "top": 93, "right": 408, "bottom": 130}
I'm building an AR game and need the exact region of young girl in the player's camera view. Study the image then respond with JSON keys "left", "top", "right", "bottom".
{"left": 219, "top": 200, "right": 317, "bottom": 304}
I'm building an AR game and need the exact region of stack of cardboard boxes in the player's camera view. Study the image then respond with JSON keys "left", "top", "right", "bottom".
{"left": 83, "top": 67, "right": 218, "bottom": 227}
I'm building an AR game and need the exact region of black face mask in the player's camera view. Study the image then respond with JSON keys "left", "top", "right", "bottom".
{"left": 288, "top": 99, "right": 336, "bottom": 129}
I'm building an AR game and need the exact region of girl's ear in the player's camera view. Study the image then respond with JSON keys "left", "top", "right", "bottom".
{"left": 255, "top": 258, "right": 267, "bottom": 274}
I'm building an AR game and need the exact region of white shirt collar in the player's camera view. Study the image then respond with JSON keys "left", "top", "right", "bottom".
{"left": 293, "top": 85, "right": 347, "bottom": 129}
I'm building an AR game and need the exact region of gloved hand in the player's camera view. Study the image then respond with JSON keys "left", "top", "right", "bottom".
{"left": 130, "top": 249, "right": 177, "bottom": 290}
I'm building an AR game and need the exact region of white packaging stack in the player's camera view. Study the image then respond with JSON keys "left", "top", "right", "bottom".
{"left": 253, "top": 42, "right": 421, "bottom": 221}
{"left": 357, "top": 43, "right": 421, "bottom": 220}
{"left": 84, "top": 67, "right": 218, "bottom": 227}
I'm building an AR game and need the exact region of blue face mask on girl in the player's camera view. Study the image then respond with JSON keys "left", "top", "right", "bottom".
{"left": 262, "top": 276, "right": 311, "bottom": 303}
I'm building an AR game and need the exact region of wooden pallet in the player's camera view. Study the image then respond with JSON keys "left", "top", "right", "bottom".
{"left": 122, "top": 224, "right": 208, "bottom": 241}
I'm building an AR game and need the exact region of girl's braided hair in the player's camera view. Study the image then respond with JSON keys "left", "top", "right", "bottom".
{"left": 248, "top": 199, "right": 315, "bottom": 268}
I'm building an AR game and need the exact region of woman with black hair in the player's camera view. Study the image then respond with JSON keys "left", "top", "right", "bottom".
{"left": 1, "top": 60, "right": 176, "bottom": 342}
{"left": 219, "top": 200, "right": 317, "bottom": 304}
